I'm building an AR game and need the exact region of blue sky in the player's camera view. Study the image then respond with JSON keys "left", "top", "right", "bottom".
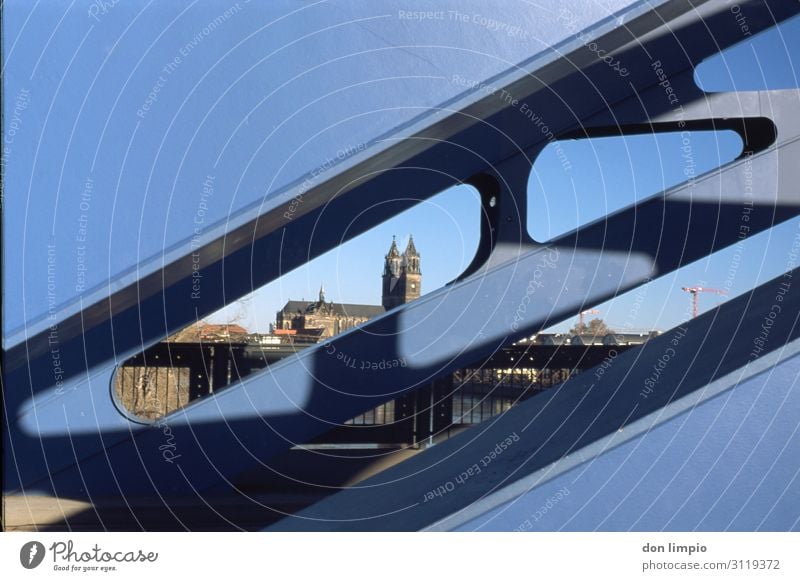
{"left": 10, "top": 0, "right": 647, "bottom": 338}
{"left": 207, "top": 14, "right": 800, "bottom": 334}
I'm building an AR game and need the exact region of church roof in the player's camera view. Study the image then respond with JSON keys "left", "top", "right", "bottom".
{"left": 167, "top": 321, "right": 250, "bottom": 342}
{"left": 281, "top": 300, "right": 385, "bottom": 319}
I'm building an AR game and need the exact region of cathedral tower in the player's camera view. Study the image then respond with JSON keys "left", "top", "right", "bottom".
{"left": 382, "top": 235, "right": 421, "bottom": 310}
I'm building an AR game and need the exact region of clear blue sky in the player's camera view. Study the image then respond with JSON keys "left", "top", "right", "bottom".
{"left": 209, "top": 14, "right": 800, "bottom": 334}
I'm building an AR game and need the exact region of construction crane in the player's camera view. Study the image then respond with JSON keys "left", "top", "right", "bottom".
{"left": 578, "top": 308, "right": 601, "bottom": 328}
{"left": 681, "top": 286, "right": 728, "bottom": 318}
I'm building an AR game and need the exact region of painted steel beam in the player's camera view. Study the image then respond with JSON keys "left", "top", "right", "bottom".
{"left": 267, "top": 268, "right": 800, "bottom": 531}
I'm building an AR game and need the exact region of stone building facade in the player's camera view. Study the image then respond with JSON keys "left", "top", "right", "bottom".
{"left": 381, "top": 235, "right": 421, "bottom": 309}
{"left": 276, "top": 236, "right": 421, "bottom": 340}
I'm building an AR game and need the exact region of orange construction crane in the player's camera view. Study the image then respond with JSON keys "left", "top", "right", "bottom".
{"left": 578, "top": 308, "right": 600, "bottom": 328}
{"left": 681, "top": 286, "right": 727, "bottom": 318}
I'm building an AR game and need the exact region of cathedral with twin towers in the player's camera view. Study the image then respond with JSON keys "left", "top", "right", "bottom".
{"left": 275, "top": 236, "right": 421, "bottom": 340}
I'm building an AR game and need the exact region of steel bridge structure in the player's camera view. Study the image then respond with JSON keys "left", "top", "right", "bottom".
{"left": 3, "top": 0, "right": 800, "bottom": 531}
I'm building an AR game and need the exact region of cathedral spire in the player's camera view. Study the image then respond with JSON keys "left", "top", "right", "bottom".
{"left": 403, "top": 234, "right": 420, "bottom": 275}
{"left": 387, "top": 235, "right": 400, "bottom": 258}
{"left": 382, "top": 234, "right": 421, "bottom": 310}
{"left": 319, "top": 283, "right": 325, "bottom": 303}
{"left": 384, "top": 235, "right": 402, "bottom": 277}
{"left": 404, "top": 234, "right": 418, "bottom": 258}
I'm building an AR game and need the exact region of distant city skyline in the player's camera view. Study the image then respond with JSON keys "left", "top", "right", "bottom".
{"left": 208, "top": 14, "right": 800, "bottom": 336}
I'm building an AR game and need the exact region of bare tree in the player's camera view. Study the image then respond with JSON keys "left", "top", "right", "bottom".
{"left": 569, "top": 318, "right": 612, "bottom": 337}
